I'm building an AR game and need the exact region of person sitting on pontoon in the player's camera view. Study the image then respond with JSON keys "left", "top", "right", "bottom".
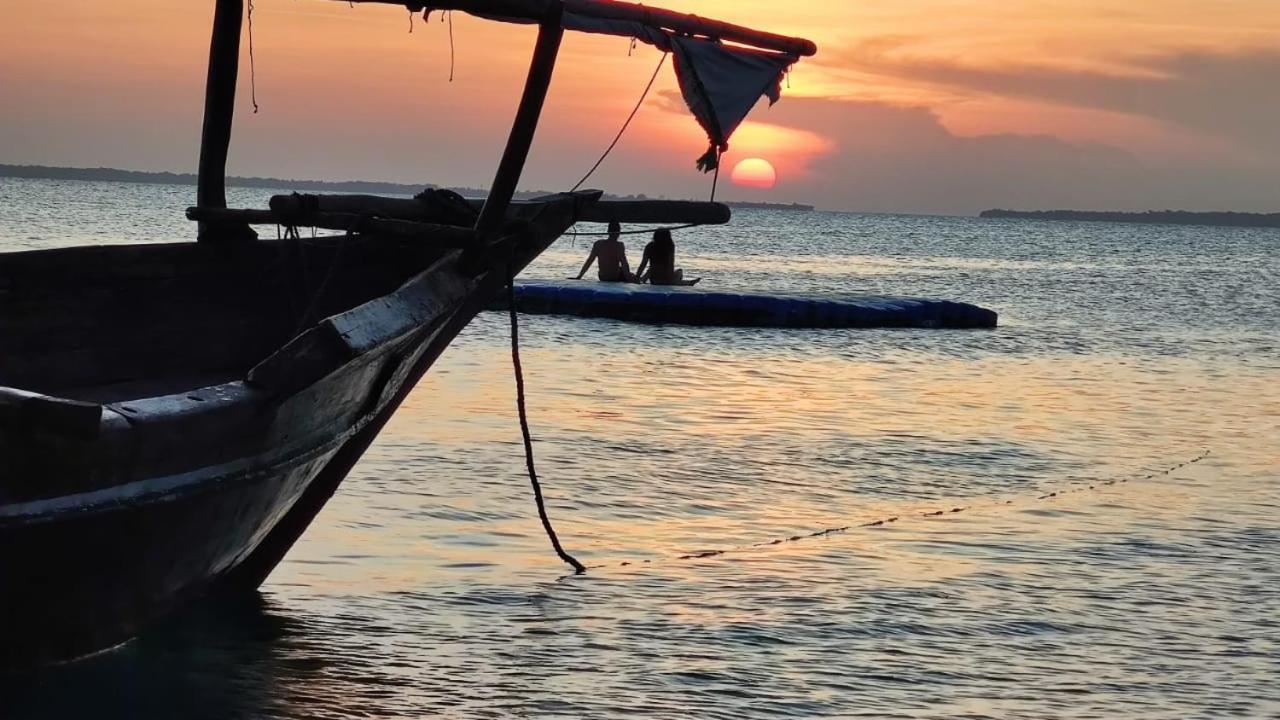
{"left": 572, "top": 220, "right": 635, "bottom": 282}
{"left": 637, "top": 228, "right": 700, "bottom": 286}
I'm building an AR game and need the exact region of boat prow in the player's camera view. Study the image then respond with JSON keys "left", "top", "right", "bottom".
{"left": 0, "top": 192, "right": 594, "bottom": 668}
{"left": 1, "top": 0, "right": 817, "bottom": 669}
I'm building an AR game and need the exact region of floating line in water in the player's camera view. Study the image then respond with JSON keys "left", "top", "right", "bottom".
{"left": 595, "top": 450, "right": 1212, "bottom": 570}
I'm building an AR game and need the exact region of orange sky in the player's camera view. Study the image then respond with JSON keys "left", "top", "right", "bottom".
{"left": 3, "top": 1, "right": 1279, "bottom": 212}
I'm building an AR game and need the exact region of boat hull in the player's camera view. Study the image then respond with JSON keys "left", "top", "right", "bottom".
{"left": 0, "top": 193, "right": 593, "bottom": 669}
{"left": 0, "top": 445, "right": 339, "bottom": 668}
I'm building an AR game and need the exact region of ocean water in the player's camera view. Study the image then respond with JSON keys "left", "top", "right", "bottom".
{"left": 2, "top": 177, "right": 1278, "bottom": 718}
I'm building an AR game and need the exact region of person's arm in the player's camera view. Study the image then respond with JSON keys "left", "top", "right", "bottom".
{"left": 619, "top": 244, "right": 632, "bottom": 275}
{"left": 635, "top": 246, "right": 651, "bottom": 282}
{"left": 572, "top": 246, "right": 598, "bottom": 279}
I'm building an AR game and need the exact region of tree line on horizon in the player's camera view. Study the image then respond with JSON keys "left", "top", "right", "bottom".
{"left": 980, "top": 208, "right": 1280, "bottom": 228}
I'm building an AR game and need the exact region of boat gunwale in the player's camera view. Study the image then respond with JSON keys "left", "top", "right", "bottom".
{"left": 0, "top": 250, "right": 471, "bottom": 516}
{"left": 0, "top": 192, "right": 594, "bottom": 517}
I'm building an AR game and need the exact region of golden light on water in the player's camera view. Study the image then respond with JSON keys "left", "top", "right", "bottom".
{"left": 730, "top": 157, "right": 778, "bottom": 189}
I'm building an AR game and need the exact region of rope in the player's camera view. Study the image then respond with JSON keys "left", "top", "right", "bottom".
{"left": 569, "top": 52, "right": 669, "bottom": 193}
{"left": 447, "top": 10, "right": 456, "bottom": 82}
{"left": 709, "top": 148, "right": 722, "bottom": 202}
{"left": 508, "top": 262, "right": 586, "bottom": 574}
{"left": 292, "top": 218, "right": 358, "bottom": 334}
{"left": 247, "top": 0, "right": 259, "bottom": 113}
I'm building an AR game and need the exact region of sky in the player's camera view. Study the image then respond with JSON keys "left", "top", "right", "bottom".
{"left": 2, "top": 0, "right": 1278, "bottom": 214}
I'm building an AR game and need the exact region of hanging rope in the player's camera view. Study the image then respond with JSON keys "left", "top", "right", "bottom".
{"left": 709, "top": 148, "right": 723, "bottom": 202}
{"left": 508, "top": 261, "right": 586, "bottom": 574}
{"left": 569, "top": 51, "right": 669, "bottom": 193}
{"left": 247, "top": 0, "right": 259, "bottom": 113}
{"left": 447, "top": 10, "right": 456, "bottom": 82}
{"left": 291, "top": 217, "right": 360, "bottom": 334}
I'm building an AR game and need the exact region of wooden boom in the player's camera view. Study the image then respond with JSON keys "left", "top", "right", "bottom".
{"left": 343, "top": 0, "right": 817, "bottom": 57}
{"left": 260, "top": 194, "right": 731, "bottom": 226}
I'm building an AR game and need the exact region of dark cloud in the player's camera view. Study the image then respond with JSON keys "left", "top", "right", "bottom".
{"left": 832, "top": 38, "right": 1280, "bottom": 157}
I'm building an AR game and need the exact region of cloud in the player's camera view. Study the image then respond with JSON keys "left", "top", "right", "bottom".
{"left": 661, "top": 94, "right": 1280, "bottom": 214}
{"left": 833, "top": 38, "right": 1280, "bottom": 159}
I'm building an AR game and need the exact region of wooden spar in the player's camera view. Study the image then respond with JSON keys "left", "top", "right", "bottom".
{"left": 561, "top": 0, "right": 816, "bottom": 57}
{"left": 259, "top": 193, "right": 731, "bottom": 225}
{"left": 473, "top": 4, "right": 565, "bottom": 240}
{"left": 347, "top": 0, "right": 816, "bottom": 57}
{"left": 185, "top": 206, "right": 478, "bottom": 245}
{"left": 573, "top": 199, "right": 730, "bottom": 225}
{"left": 196, "top": 0, "right": 256, "bottom": 242}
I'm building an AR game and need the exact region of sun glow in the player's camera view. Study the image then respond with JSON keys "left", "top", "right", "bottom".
{"left": 731, "top": 158, "right": 778, "bottom": 189}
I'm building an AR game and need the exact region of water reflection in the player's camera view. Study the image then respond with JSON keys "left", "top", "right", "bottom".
{"left": 4, "top": 182, "right": 1278, "bottom": 718}
{"left": 5, "top": 597, "right": 301, "bottom": 719}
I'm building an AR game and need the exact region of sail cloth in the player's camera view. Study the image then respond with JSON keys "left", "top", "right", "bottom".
{"left": 561, "top": 12, "right": 797, "bottom": 172}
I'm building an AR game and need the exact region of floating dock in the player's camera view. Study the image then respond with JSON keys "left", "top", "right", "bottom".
{"left": 501, "top": 281, "right": 997, "bottom": 329}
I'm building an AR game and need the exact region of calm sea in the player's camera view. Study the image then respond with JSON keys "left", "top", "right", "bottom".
{"left": 3, "top": 177, "right": 1278, "bottom": 719}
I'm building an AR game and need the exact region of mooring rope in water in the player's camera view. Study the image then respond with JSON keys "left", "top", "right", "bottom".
{"left": 498, "top": 274, "right": 1208, "bottom": 576}
{"left": 594, "top": 450, "right": 1213, "bottom": 569}
{"left": 508, "top": 263, "right": 587, "bottom": 574}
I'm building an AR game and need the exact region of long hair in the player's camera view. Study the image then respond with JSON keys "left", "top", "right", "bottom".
{"left": 649, "top": 228, "right": 675, "bottom": 264}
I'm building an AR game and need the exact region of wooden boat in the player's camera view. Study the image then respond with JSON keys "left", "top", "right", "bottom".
{"left": 0, "top": 0, "right": 815, "bottom": 669}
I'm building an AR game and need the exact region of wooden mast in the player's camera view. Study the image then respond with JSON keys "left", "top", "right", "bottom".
{"left": 196, "top": 0, "right": 256, "bottom": 242}
{"left": 472, "top": 2, "right": 565, "bottom": 240}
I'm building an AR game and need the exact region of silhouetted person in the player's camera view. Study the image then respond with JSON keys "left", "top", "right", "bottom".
{"left": 637, "top": 228, "right": 700, "bottom": 286}
{"left": 573, "top": 220, "right": 635, "bottom": 282}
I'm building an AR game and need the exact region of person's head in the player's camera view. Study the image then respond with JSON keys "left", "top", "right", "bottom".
{"left": 653, "top": 228, "right": 673, "bottom": 244}
{"left": 607, "top": 220, "right": 621, "bottom": 239}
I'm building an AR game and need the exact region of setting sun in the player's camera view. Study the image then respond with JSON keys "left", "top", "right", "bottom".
{"left": 731, "top": 158, "right": 778, "bottom": 189}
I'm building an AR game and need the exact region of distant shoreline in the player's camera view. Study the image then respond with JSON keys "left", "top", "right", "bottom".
{"left": 1, "top": 164, "right": 816, "bottom": 210}
{"left": 723, "top": 201, "right": 814, "bottom": 212}
{"left": 980, "top": 209, "right": 1280, "bottom": 229}
{"left": 0, "top": 163, "right": 493, "bottom": 198}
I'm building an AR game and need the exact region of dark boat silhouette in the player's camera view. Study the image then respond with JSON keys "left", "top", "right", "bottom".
{"left": 0, "top": 0, "right": 815, "bottom": 668}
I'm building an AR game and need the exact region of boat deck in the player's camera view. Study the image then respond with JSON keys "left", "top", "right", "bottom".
{"left": 501, "top": 281, "right": 998, "bottom": 329}
{"left": 53, "top": 370, "right": 244, "bottom": 404}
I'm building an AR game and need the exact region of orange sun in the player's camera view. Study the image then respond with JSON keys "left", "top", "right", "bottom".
{"left": 730, "top": 158, "right": 777, "bottom": 189}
